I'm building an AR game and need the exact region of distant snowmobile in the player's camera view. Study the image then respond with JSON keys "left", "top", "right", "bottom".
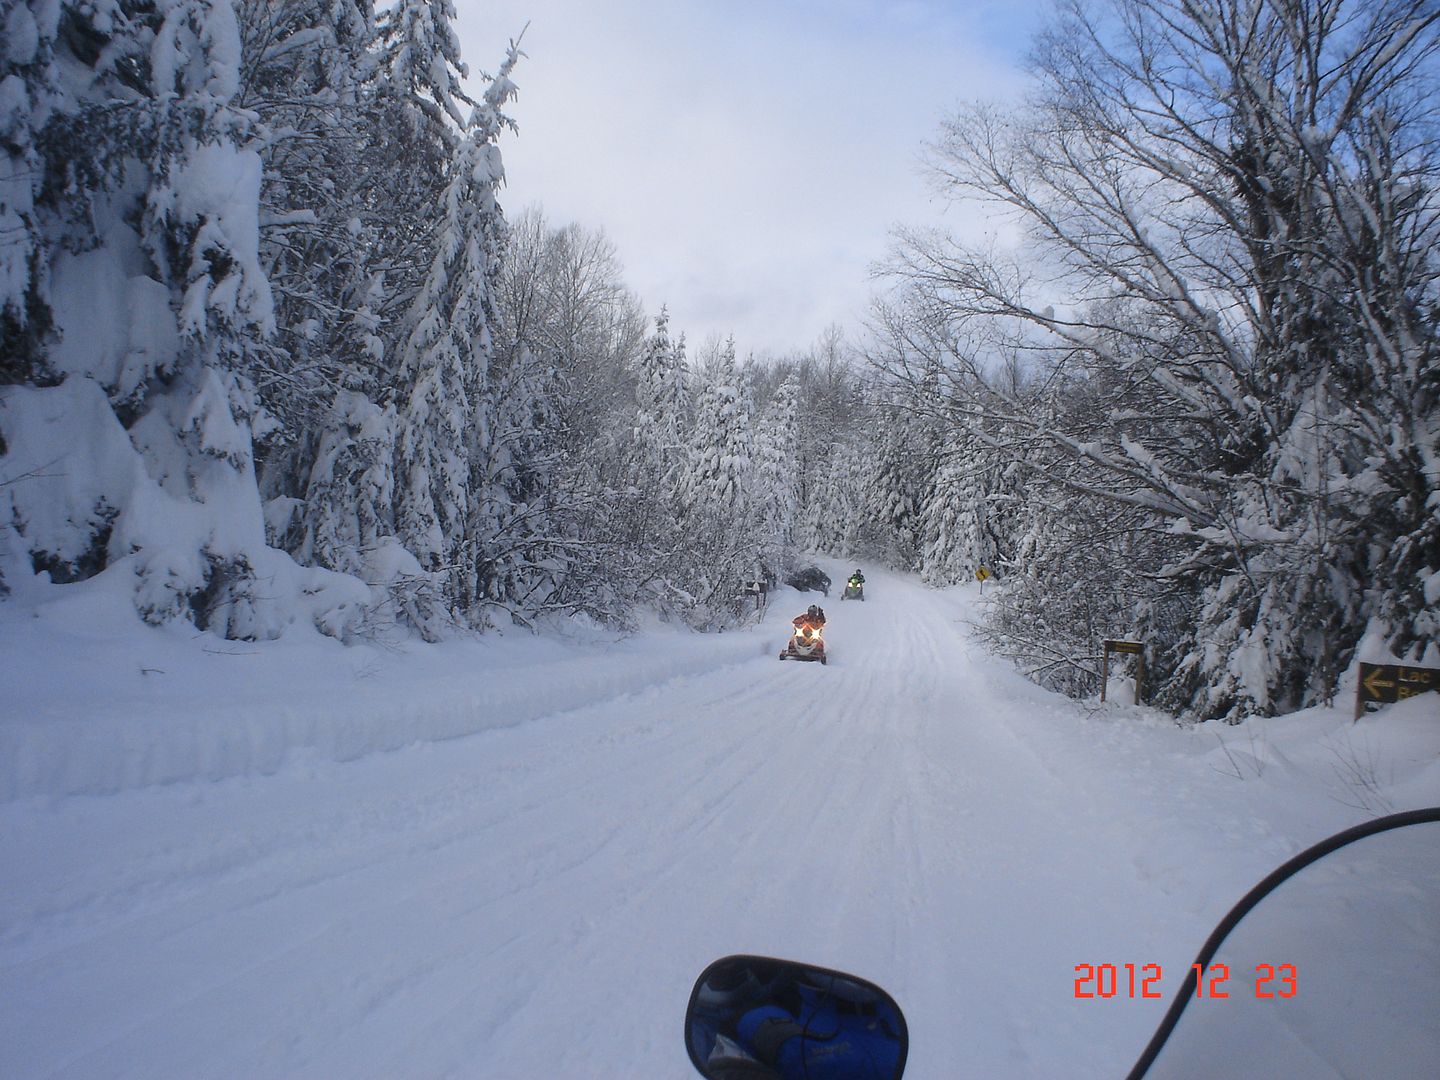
{"left": 780, "top": 606, "right": 827, "bottom": 665}
{"left": 841, "top": 571, "right": 865, "bottom": 602}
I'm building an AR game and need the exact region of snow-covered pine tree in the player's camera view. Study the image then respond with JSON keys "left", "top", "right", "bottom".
{"left": 751, "top": 373, "right": 800, "bottom": 572}
{"left": 918, "top": 442, "right": 1012, "bottom": 586}
{"left": 236, "top": 0, "right": 376, "bottom": 405}
{"left": 472, "top": 340, "right": 565, "bottom": 624}
{"left": 664, "top": 330, "right": 694, "bottom": 498}
{"left": 257, "top": 0, "right": 472, "bottom": 610}
{"left": 679, "top": 338, "right": 751, "bottom": 518}
{"left": 297, "top": 391, "right": 395, "bottom": 577}
{"left": 233, "top": 4, "right": 377, "bottom": 415}
{"left": 863, "top": 296, "right": 1018, "bottom": 584}
{"left": 626, "top": 307, "right": 684, "bottom": 535}
{"left": 366, "top": 0, "right": 475, "bottom": 378}
{"left": 1335, "top": 116, "right": 1440, "bottom": 668}
{"left": 230, "top": 2, "right": 396, "bottom": 587}
{"left": 672, "top": 337, "right": 755, "bottom": 623}
{"left": 859, "top": 392, "right": 940, "bottom": 568}
{"left": 122, "top": 0, "right": 283, "bottom": 635}
{"left": 375, "top": 0, "right": 471, "bottom": 130}
{"left": 799, "top": 436, "right": 867, "bottom": 560}
{"left": 781, "top": 327, "right": 867, "bottom": 554}
{"left": 0, "top": 0, "right": 367, "bottom": 637}
{"left": 532, "top": 305, "right": 685, "bottom": 620}
{"left": 0, "top": 0, "right": 64, "bottom": 387}
{"left": 633, "top": 310, "right": 684, "bottom": 467}
{"left": 390, "top": 38, "right": 519, "bottom": 634}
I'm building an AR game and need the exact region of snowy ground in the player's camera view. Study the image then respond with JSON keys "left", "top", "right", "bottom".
{"left": 2, "top": 563, "right": 1438, "bottom": 1078}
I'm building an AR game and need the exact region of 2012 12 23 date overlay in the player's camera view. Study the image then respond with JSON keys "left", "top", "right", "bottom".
{"left": 1073, "top": 963, "right": 1298, "bottom": 1000}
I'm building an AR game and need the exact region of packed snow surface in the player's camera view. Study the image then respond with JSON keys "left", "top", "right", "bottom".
{"left": 2, "top": 564, "right": 1437, "bottom": 1078}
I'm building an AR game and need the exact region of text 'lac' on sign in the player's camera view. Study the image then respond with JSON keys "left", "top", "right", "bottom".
{"left": 1355, "top": 662, "right": 1439, "bottom": 719}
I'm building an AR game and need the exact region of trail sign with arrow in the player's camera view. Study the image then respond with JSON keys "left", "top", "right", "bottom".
{"left": 1355, "top": 662, "right": 1439, "bottom": 720}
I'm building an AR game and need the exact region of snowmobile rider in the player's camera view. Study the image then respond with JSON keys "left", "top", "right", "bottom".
{"left": 794, "top": 604, "right": 826, "bottom": 630}
{"left": 849, "top": 569, "right": 864, "bottom": 585}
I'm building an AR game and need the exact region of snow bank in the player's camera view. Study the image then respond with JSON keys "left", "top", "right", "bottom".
{"left": 0, "top": 575, "right": 791, "bottom": 801}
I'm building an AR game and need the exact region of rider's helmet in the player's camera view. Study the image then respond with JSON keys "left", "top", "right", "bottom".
{"left": 807, "top": 604, "right": 820, "bottom": 620}
{"left": 855, "top": 569, "right": 862, "bottom": 575}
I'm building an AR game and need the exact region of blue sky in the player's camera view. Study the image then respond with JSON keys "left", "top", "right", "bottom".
{"left": 454, "top": 1, "right": 1044, "bottom": 356}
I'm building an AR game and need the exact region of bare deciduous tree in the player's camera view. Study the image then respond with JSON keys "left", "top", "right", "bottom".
{"left": 882, "top": 0, "right": 1440, "bottom": 718}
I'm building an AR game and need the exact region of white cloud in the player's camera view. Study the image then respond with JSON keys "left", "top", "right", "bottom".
{"left": 454, "top": 0, "right": 1038, "bottom": 355}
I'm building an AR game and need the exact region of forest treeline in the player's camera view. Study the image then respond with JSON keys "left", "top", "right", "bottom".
{"left": 2, "top": 0, "right": 1437, "bottom": 722}
{"left": 870, "top": 0, "right": 1440, "bottom": 720}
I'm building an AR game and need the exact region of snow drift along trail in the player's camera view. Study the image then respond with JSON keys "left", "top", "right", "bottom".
{"left": 2, "top": 566, "right": 1437, "bottom": 1079}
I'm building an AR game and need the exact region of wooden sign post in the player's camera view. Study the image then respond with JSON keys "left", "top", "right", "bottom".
{"left": 1355, "top": 662, "right": 1439, "bottom": 720}
{"left": 1101, "top": 639, "right": 1145, "bottom": 704}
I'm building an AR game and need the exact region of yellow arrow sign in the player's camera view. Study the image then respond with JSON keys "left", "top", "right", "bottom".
{"left": 975, "top": 567, "right": 991, "bottom": 582}
{"left": 1362, "top": 666, "right": 1396, "bottom": 698}
{"left": 1356, "top": 661, "right": 1439, "bottom": 718}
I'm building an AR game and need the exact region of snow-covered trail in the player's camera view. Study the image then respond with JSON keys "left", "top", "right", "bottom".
{"left": 1, "top": 569, "right": 1422, "bottom": 1079}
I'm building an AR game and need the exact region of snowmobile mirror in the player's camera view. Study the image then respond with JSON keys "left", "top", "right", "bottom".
{"left": 685, "top": 955, "right": 908, "bottom": 1080}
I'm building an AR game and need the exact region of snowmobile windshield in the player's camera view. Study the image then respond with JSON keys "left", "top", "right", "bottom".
{"left": 1135, "top": 810, "right": 1440, "bottom": 1079}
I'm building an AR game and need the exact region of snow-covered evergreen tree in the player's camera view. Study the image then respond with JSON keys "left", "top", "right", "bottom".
{"left": 678, "top": 338, "right": 750, "bottom": 520}
{"left": 387, "top": 38, "right": 518, "bottom": 635}
{"left": 918, "top": 446, "right": 1011, "bottom": 586}
{"left": 799, "top": 436, "right": 867, "bottom": 559}
{"left": 622, "top": 307, "right": 673, "bottom": 545}
{"left": 859, "top": 396, "right": 941, "bottom": 567}
{"left": 0, "top": 0, "right": 370, "bottom": 636}
{"left": 631, "top": 308, "right": 690, "bottom": 513}
{"left": 0, "top": 0, "right": 65, "bottom": 385}
{"left": 667, "top": 338, "right": 757, "bottom": 623}
{"left": 236, "top": 0, "right": 381, "bottom": 431}
{"left": 375, "top": 0, "right": 471, "bottom": 130}
{"left": 751, "top": 373, "right": 800, "bottom": 569}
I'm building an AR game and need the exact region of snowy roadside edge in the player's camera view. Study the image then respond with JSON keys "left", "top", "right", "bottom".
{"left": 0, "top": 610, "right": 790, "bottom": 803}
